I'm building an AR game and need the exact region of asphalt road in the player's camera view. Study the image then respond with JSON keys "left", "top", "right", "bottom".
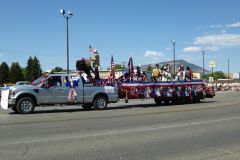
{"left": 0, "top": 92, "right": 240, "bottom": 160}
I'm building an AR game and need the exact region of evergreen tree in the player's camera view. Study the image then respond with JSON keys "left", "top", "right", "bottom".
{"left": 32, "top": 56, "right": 42, "bottom": 80}
{"left": 146, "top": 64, "right": 153, "bottom": 71}
{"left": 0, "top": 62, "right": 10, "bottom": 85}
{"left": 25, "top": 56, "right": 42, "bottom": 81}
{"left": 50, "top": 67, "right": 63, "bottom": 74}
{"left": 204, "top": 71, "right": 227, "bottom": 80}
{"left": 9, "top": 62, "right": 25, "bottom": 83}
{"left": 115, "top": 64, "right": 123, "bottom": 70}
{"left": 25, "top": 56, "right": 34, "bottom": 81}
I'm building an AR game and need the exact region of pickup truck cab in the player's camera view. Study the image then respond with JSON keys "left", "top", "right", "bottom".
{"left": 1, "top": 74, "right": 118, "bottom": 114}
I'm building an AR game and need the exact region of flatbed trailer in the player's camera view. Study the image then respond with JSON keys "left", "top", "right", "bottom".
{"left": 118, "top": 80, "right": 215, "bottom": 105}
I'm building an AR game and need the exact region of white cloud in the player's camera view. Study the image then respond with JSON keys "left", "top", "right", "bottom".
{"left": 0, "top": 52, "right": 5, "bottom": 57}
{"left": 210, "top": 24, "right": 223, "bottom": 28}
{"left": 182, "top": 46, "right": 201, "bottom": 52}
{"left": 209, "top": 22, "right": 240, "bottom": 28}
{"left": 221, "top": 30, "right": 227, "bottom": 33}
{"left": 226, "top": 22, "right": 240, "bottom": 28}
{"left": 144, "top": 50, "right": 163, "bottom": 61}
{"left": 165, "top": 47, "right": 171, "bottom": 51}
{"left": 193, "top": 33, "right": 240, "bottom": 51}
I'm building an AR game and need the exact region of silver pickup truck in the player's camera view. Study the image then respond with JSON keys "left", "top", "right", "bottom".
{"left": 0, "top": 74, "right": 119, "bottom": 114}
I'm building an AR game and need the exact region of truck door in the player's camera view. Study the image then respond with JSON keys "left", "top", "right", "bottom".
{"left": 39, "top": 76, "right": 68, "bottom": 104}
{"left": 62, "top": 75, "right": 84, "bottom": 103}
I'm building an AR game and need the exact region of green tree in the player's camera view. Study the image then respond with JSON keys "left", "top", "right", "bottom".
{"left": 146, "top": 64, "right": 153, "bottom": 71}
{"left": 9, "top": 62, "right": 25, "bottom": 83}
{"left": 0, "top": 62, "right": 10, "bottom": 85}
{"left": 25, "top": 56, "right": 42, "bottom": 81}
{"left": 204, "top": 71, "right": 227, "bottom": 80}
{"left": 32, "top": 56, "right": 42, "bottom": 80}
{"left": 115, "top": 64, "right": 123, "bottom": 70}
{"left": 50, "top": 67, "right": 63, "bottom": 73}
{"left": 25, "top": 56, "right": 34, "bottom": 81}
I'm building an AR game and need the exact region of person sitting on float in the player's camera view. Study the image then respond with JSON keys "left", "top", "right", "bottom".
{"left": 152, "top": 64, "right": 161, "bottom": 82}
{"left": 141, "top": 71, "right": 147, "bottom": 82}
{"left": 185, "top": 66, "right": 193, "bottom": 81}
{"left": 176, "top": 64, "right": 186, "bottom": 81}
{"left": 162, "top": 65, "right": 172, "bottom": 81}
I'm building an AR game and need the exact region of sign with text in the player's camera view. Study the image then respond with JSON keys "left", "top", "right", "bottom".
{"left": 209, "top": 77, "right": 214, "bottom": 83}
{"left": 209, "top": 60, "right": 216, "bottom": 68}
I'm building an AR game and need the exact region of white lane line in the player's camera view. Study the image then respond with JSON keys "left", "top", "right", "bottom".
{"left": 1, "top": 116, "right": 240, "bottom": 146}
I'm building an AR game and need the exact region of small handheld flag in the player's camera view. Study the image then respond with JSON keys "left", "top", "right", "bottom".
{"left": 89, "top": 45, "right": 93, "bottom": 52}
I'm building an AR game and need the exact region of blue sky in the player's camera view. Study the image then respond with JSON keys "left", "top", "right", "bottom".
{"left": 1, "top": 0, "right": 240, "bottom": 73}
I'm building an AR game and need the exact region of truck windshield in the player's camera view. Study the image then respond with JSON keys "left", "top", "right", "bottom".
{"left": 32, "top": 76, "right": 48, "bottom": 86}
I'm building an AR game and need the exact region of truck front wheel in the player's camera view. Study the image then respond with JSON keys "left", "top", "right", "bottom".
{"left": 16, "top": 97, "right": 35, "bottom": 114}
{"left": 93, "top": 95, "right": 107, "bottom": 110}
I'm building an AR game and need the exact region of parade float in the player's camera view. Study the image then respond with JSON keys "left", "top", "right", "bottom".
{"left": 76, "top": 57, "right": 215, "bottom": 105}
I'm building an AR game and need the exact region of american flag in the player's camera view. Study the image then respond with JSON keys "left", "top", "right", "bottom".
{"left": 89, "top": 45, "right": 93, "bottom": 52}
{"left": 109, "top": 55, "right": 115, "bottom": 80}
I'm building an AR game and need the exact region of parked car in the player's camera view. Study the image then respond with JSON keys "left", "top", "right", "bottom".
{"left": 16, "top": 81, "right": 31, "bottom": 86}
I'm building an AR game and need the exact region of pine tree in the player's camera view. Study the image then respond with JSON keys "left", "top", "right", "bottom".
{"left": 25, "top": 56, "right": 42, "bottom": 82}
{"left": 0, "top": 62, "right": 10, "bottom": 85}
{"left": 147, "top": 64, "right": 153, "bottom": 71}
{"left": 50, "top": 67, "right": 63, "bottom": 74}
{"left": 9, "top": 62, "right": 25, "bottom": 83}
{"left": 32, "top": 56, "right": 42, "bottom": 80}
{"left": 25, "top": 56, "right": 34, "bottom": 81}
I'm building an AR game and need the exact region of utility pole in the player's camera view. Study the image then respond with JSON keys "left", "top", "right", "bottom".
{"left": 202, "top": 51, "right": 205, "bottom": 79}
{"left": 228, "top": 59, "right": 230, "bottom": 79}
{"left": 172, "top": 40, "right": 176, "bottom": 76}
{"left": 60, "top": 9, "right": 74, "bottom": 74}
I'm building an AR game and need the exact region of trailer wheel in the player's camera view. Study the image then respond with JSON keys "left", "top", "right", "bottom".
{"left": 154, "top": 97, "right": 162, "bottom": 105}
{"left": 171, "top": 95, "right": 178, "bottom": 105}
{"left": 193, "top": 96, "right": 201, "bottom": 103}
{"left": 177, "top": 97, "right": 186, "bottom": 105}
{"left": 16, "top": 97, "right": 35, "bottom": 114}
{"left": 185, "top": 96, "right": 193, "bottom": 104}
{"left": 82, "top": 104, "right": 92, "bottom": 111}
{"left": 163, "top": 99, "right": 170, "bottom": 105}
{"left": 93, "top": 95, "right": 107, "bottom": 110}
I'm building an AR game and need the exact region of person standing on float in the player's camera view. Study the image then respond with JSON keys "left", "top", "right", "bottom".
{"left": 90, "top": 49, "right": 100, "bottom": 80}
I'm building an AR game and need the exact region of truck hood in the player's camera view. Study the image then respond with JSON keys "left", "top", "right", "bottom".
{"left": 9, "top": 85, "right": 41, "bottom": 91}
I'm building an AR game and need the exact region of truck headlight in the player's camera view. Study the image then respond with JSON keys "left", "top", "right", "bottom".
{"left": 9, "top": 89, "right": 16, "bottom": 98}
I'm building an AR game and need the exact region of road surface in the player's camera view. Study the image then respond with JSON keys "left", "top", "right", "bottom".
{"left": 0, "top": 91, "right": 240, "bottom": 160}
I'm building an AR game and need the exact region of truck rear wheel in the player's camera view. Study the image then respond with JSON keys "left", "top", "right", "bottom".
{"left": 93, "top": 95, "right": 107, "bottom": 110}
{"left": 16, "top": 97, "right": 35, "bottom": 114}
{"left": 82, "top": 104, "right": 92, "bottom": 111}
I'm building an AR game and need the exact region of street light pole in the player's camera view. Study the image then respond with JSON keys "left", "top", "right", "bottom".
{"left": 172, "top": 40, "right": 176, "bottom": 76}
{"left": 66, "top": 16, "right": 69, "bottom": 74}
{"left": 202, "top": 51, "right": 205, "bottom": 79}
{"left": 228, "top": 59, "right": 230, "bottom": 79}
{"left": 60, "top": 9, "right": 73, "bottom": 74}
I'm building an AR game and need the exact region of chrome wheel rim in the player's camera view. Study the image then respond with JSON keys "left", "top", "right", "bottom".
{"left": 20, "top": 100, "right": 32, "bottom": 112}
{"left": 96, "top": 98, "right": 106, "bottom": 109}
